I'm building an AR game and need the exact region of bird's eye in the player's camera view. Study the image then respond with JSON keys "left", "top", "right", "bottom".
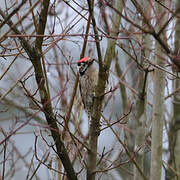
{"left": 77, "top": 62, "right": 81, "bottom": 66}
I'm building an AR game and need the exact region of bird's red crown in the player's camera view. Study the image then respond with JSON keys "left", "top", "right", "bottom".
{"left": 78, "top": 57, "right": 91, "bottom": 63}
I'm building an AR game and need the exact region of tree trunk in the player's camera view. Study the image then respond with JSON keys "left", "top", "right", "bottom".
{"left": 166, "top": 0, "right": 180, "bottom": 179}
{"left": 150, "top": 2, "right": 166, "bottom": 179}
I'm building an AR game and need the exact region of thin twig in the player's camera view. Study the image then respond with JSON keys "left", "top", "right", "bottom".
{"left": 0, "top": 0, "right": 40, "bottom": 43}
{"left": 0, "top": 66, "right": 33, "bottom": 102}
{"left": 157, "top": 6, "right": 180, "bottom": 37}
{"left": 0, "top": 0, "right": 27, "bottom": 29}
{"left": 87, "top": 0, "right": 103, "bottom": 68}
{"left": 0, "top": 51, "right": 22, "bottom": 80}
{"left": 102, "top": 116, "right": 148, "bottom": 180}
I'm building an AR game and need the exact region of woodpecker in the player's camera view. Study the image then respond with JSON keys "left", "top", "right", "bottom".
{"left": 77, "top": 57, "right": 98, "bottom": 119}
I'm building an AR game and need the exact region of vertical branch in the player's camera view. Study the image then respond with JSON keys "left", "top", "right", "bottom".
{"left": 2, "top": 137, "right": 7, "bottom": 180}
{"left": 86, "top": 1, "right": 103, "bottom": 179}
{"left": 166, "top": 0, "right": 180, "bottom": 179}
{"left": 29, "top": 0, "right": 38, "bottom": 33}
{"left": 86, "top": 0, "right": 123, "bottom": 180}
{"left": 133, "top": 1, "right": 151, "bottom": 179}
{"left": 150, "top": 1, "right": 167, "bottom": 180}
{"left": 34, "top": 0, "right": 51, "bottom": 99}
{"left": 133, "top": 70, "right": 147, "bottom": 180}
{"left": 115, "top": 54, "right": 128, "bottom": 112}
{"left": 80, "top": 14, "right": 92, "bottom": 59}
{"left": 87, "top": 0, "right": 103, "bottom": 68}
{"left": 35, "top": 0, "right": 49, "bottom": 51}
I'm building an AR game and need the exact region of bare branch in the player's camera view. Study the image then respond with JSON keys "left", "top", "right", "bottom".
{"left": 0, "top": 2, "right": 78, "bottom": 180}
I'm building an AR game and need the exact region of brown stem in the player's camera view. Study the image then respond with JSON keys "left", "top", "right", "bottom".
{"left": 87, "top": 0, "right": 103, "bottom": 68}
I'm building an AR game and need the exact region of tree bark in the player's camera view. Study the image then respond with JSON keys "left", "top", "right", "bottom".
{"left": 150, "top": 2, "right": 166, "bottom": 179}
{"left": 133, "top": 1, "right": 151, "bottom": 179}
{"left": 166, "top": 0, "right": 180, "bottom": 179}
